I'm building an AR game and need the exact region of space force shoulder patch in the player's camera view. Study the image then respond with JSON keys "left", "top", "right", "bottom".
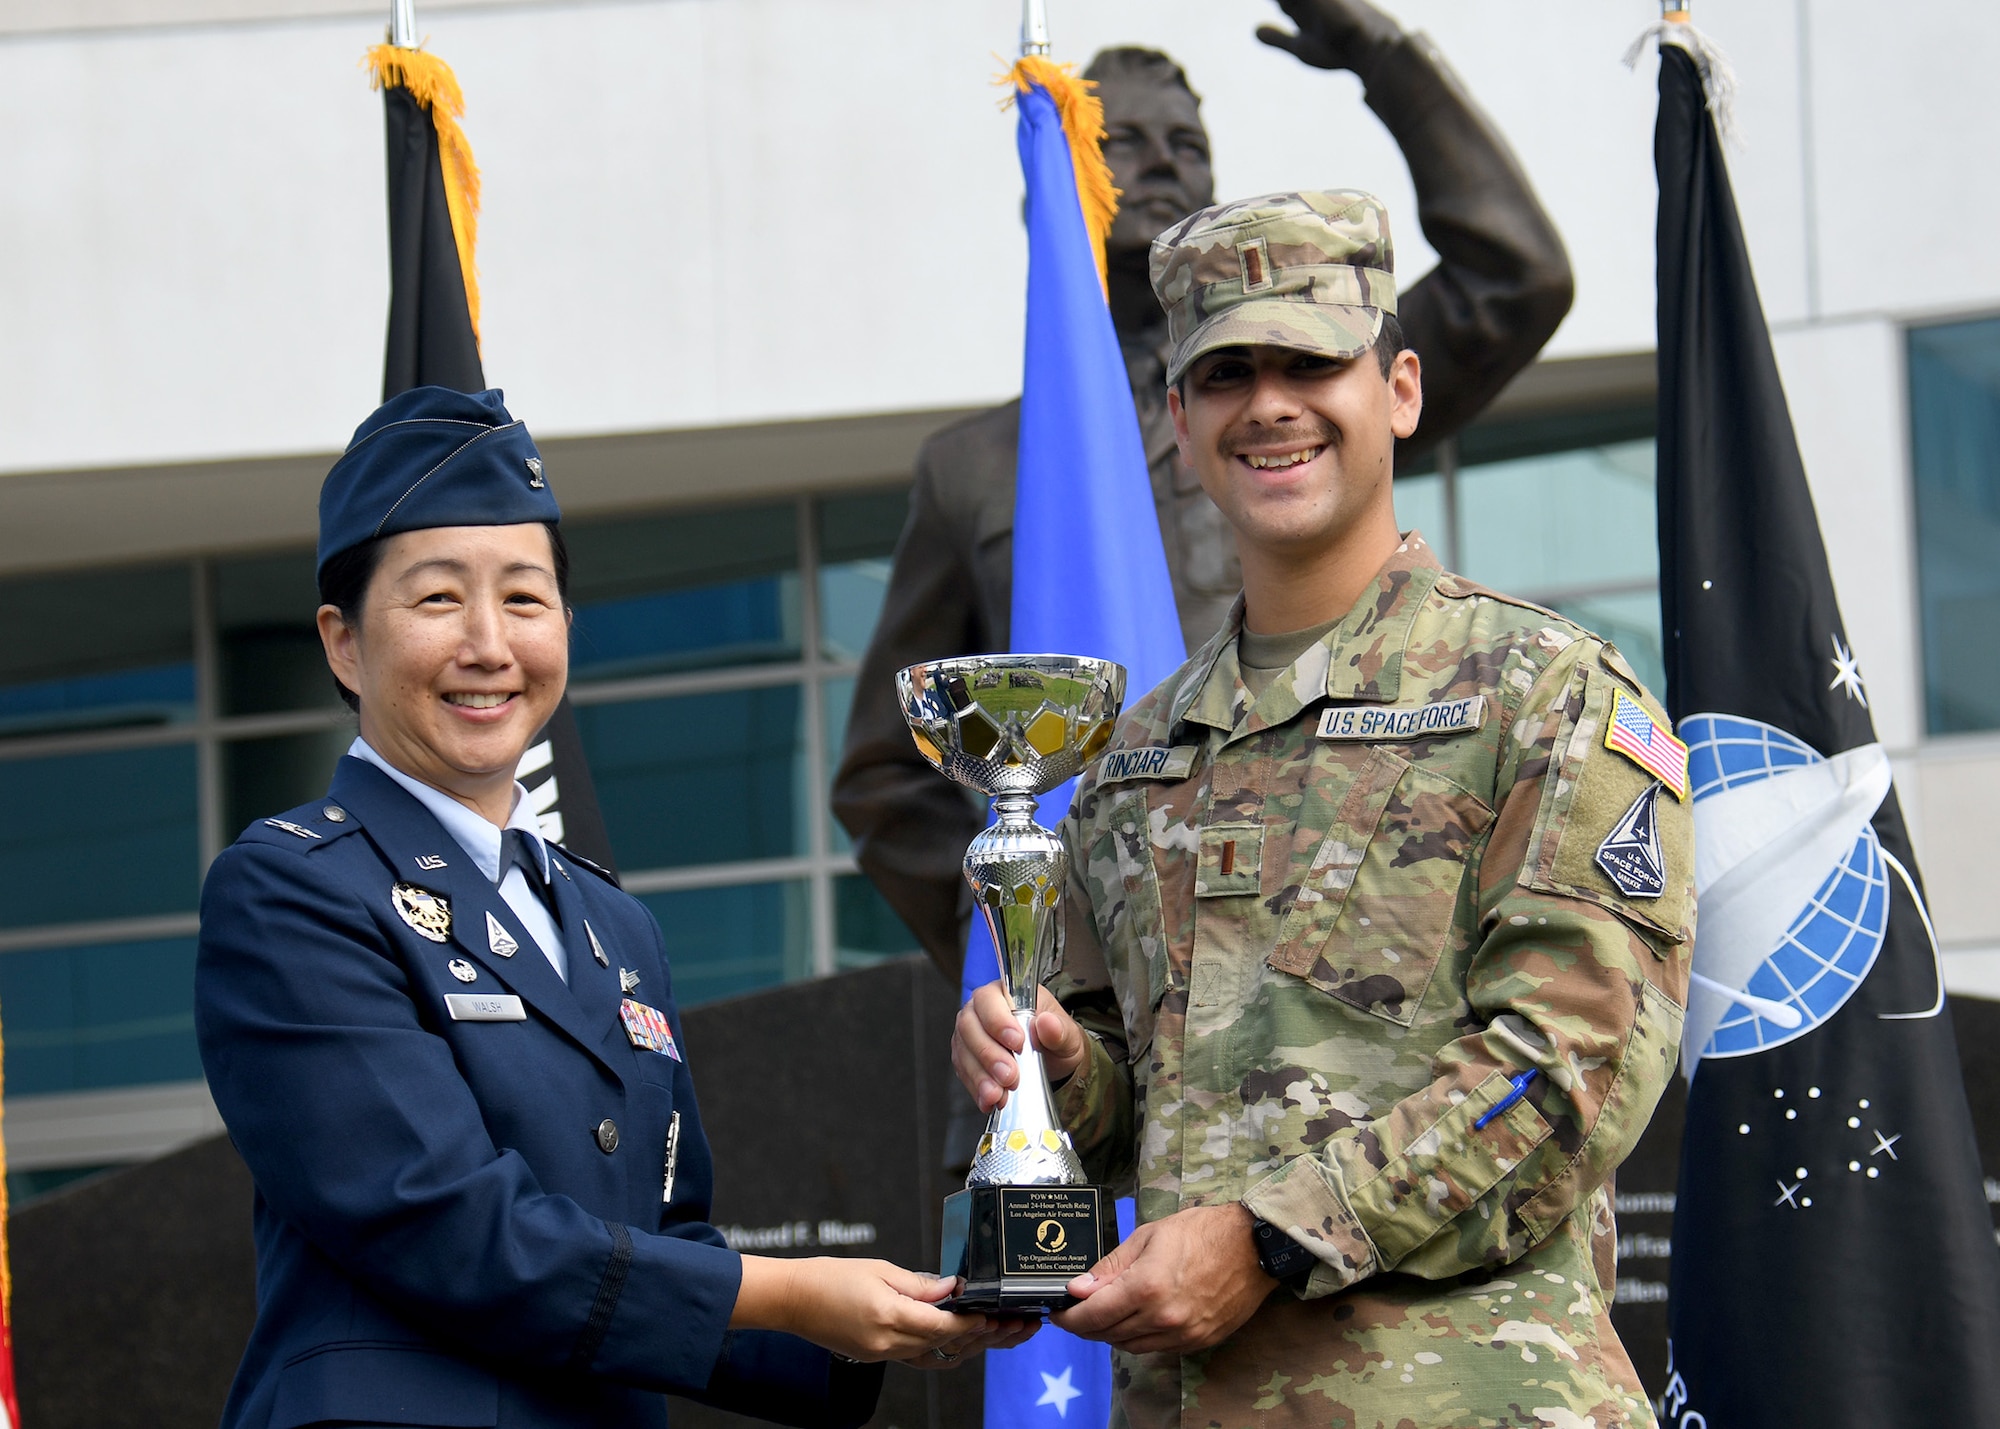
{"left": 1097, "top": 745, "right": 1196, "bottom": 784}
{"left": 1317, "top": 695, "right": 1485, "bottom": 742}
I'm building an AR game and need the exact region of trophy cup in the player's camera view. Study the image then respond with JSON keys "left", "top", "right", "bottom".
{"left": 896, "top": 653, "right": 1125, "bottom": 1312}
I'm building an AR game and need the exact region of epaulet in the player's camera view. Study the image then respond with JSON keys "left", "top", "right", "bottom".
{"left": 551, "top": 843, "right": 622, "bottom": 889}
{"left": 234, "top": 798, "right": 367, "bottom": 853}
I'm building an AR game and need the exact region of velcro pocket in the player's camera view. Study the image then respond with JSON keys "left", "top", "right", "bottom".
{"left": 1270, "top": 749, "right": 1494, "bottom": 1026}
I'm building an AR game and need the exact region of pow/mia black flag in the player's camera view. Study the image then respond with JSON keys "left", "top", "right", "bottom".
{"left": 369, "top": 40, "right": 617, "bottom": 872}
{"left": 1653, "top": 32, "right": 2000, "bottom": 1424}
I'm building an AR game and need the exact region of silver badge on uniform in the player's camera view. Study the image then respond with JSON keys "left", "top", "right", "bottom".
{"left": 485, "top": 911, "right": 518, "bottom": 959}
{"left": 1597, "top": 783, "right": 1667, "bottom": 900}
{"left": 447, "top": 958, "right": 478, "bottom": 983}
{"left": 415, "top": 854, "right": 448, "bottom": 871}
{"left": 264, "top": 818, "right": 320, "bottom": 840}
{"left": 393, "top": 883, "right": 451, "bottom": 942}
{"left": 525, "top": 456, "right": 545, "bottom": 488}
{"left": 446, "top": 993, "right": 525, "bottom": 1022}
{"left": 586, "top": 922, "right": 610, "bottom": 968}
{"left": 620, "top": 967, "right": 641, "bottom": 993}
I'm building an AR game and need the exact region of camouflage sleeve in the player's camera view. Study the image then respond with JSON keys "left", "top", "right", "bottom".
{"left": 1049, "top": 800, "right": 1139, "bottom": 1190}
{"left": 1241, "top": 641, "right": 1694, "bottom": 1295}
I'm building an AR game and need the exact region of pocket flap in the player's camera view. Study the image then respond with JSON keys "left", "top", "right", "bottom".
{"left": 273, "top": 1342, "right": 500, "bottom": 1428}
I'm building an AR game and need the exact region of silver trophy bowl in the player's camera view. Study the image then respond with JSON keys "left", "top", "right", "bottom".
{"left": 896, "top": 654, "right": 1125, "bottom": 1189}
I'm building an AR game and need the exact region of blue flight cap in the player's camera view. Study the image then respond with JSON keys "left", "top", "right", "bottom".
{"left": 316, "top": 386, "right": 560, "bottom": 580}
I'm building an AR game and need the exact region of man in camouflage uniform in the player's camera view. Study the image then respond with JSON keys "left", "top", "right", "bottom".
{"left": 953, "top": 192, "right": 1692, "bottom": 1429}
{"left": 835, "top": 0, "right": 1575, "bottom": 982}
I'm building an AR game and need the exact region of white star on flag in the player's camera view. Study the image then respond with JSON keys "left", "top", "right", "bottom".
{"left": 1829, "top": 632, "right": 1868, "bottom": 707}
{"left": 1036, "top": 1365, "right": 1083, "bottom": 1419}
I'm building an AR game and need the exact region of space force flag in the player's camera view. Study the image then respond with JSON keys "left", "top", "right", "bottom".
{"left": 1652, "top": 28, "right": 2000, "bottom": 1425}
{"left": 968, "top": 36, "right": 1185, "bottom": 1429}
{"left": 365, "top": 27, "right": 616, "bottom": 874}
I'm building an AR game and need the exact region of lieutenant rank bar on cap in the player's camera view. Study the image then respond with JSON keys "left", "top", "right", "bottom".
{"left": 1317, "top": 696, "right": 1485, "bottom": 742}
{"left": 1604, "top": 689, "right": 1690, "bottom": 800}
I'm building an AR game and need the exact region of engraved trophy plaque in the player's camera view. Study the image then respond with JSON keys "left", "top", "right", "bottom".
{"left": 896, "top": 654, "right": 1125, "bottom": 1312}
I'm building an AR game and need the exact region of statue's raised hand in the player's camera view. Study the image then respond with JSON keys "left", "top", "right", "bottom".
{"left": 1255, "top": 0, "right": 1403, "bottom": 76}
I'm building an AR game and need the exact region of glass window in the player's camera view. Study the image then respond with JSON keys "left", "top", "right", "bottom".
{"left": 217, "top": 549, "right": 342, "bottom": 716}
{"left": 635, "top": 882, "right": 811, "bottom": 1007}
{"left": 565, "top": 505, "right": 800, "bottom": 681}
{"left": 0, "top": 563, "right": 195, "bottom": 738}
{"left": 834, "top": 873, "right": 921, "bottom": 970}
{"left": 577, "top": 686, "right": 806, "bottom": 869}
{"left": 1908, "top": 317, "right": 2000, "bottom": 734}
{"left": 0, "top": 745, "right": 199, "bottom": 928}
{"left": 1395, "top": 430, "right": 1665, "bottom": 696}
{"left": 817, "top": 489, "right": 908, "bottom": 661}
{"left": 0, "top": 936, "right": 202, "bottom": 1095}
{"left": 223, "top": 729, "right": 352, "bottom": 838}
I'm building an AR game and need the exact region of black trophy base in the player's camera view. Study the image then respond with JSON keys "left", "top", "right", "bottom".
{"left": 938, "top": 1184, "right": 1118, "bottom": 1313}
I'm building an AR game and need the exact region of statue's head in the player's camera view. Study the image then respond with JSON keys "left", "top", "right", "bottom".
{"left": 1085, "top": 47, "right": 1214, "bottom": 258}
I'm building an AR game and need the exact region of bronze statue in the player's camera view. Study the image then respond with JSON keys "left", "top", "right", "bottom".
{"left": 834, "top": 0, "right": 1574, "bottom": 980}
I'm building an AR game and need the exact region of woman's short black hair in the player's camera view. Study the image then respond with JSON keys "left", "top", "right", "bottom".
{"left": 319, "top": 521, "right": 570, "bottom": 712}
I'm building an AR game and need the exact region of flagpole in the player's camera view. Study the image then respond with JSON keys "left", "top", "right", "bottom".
{"left": 1021, "top": 0, "right": 1049, "bottom": 57}
{"left": 390, "top": 0, "right": 417, "bottom": 48}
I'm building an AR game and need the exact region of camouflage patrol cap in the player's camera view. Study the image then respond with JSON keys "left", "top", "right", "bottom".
{"left": 1150, "top": 189, "right": 1397, "bottom": 384}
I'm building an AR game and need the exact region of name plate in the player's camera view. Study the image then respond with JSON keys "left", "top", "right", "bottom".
{"left": 1098, "top": 745, "right": 1196, "bottom": 784}
{"left": 998, "top": 1187, "right": 1102, "bottom": 1277}
{"left": 445, "top": 993, "right": 526, "bottom": 1022}
{"left": 1317, "top": 696, "right": 1485, "bottom": 743}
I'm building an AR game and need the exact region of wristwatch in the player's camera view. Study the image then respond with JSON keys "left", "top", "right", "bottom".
{"left": 1247, "top": 1212, "right": 1317, "bottom": 1288}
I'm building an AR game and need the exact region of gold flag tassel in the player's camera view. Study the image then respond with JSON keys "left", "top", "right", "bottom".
{"left": 1001, "top": 55, "right": 1121, "bottom": 292}
{"left": 365, "top": 43, "right": 484, "bottom": 342}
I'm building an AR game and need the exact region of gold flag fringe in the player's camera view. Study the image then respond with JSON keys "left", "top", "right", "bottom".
{"left": 1001, "top": 55, "right": 1121, "bottom": 293}
{"left": 366, "top": 43, "right": 484, "bottom": 344}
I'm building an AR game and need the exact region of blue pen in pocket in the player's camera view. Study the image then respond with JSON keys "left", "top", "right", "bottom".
{"left": 1475, "top": 1069, "right": 1541, "bottom": 1131}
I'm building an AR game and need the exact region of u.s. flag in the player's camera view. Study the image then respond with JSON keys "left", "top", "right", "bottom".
{"left": 1605, "top": 689, "right": 1690, "bottom": 798}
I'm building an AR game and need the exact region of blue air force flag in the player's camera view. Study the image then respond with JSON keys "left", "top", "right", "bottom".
{"left": 970, "top": 65, "right": 1186, "bottom": 1429}
{"left": 1652, "top": 33, "right": 2000, "bottom": 1426}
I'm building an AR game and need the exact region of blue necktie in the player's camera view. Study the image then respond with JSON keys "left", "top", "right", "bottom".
{"left": 498, "top": 828, "right": 557, "bottom": 920}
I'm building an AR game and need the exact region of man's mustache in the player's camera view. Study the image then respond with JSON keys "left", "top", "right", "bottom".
{"left": 1219, "top": 419, "right": 1339, "bottom": 458}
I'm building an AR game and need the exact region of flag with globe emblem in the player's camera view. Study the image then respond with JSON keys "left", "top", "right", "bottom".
{"left": 963, "top": 42, "right": 1183, "bottom": 1429}
{"left": 1652, "top": 30, "right": 2000, "bottom": 1425}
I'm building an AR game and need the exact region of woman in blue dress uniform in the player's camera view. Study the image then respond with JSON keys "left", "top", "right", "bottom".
{"left": 195, "top": 387, "right": 1018, "bottom": 1429}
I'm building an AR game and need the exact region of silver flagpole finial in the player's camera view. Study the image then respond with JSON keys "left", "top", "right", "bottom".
{"left": 390, "top": 0, "right": 418, "bottom": 48}
{"left": 1021, "top": 0, "right": 1050, "bottom": 57}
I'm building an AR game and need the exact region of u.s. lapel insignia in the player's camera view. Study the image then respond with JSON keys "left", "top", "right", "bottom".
{"left": 586, "top": 921, "right": 609, "bottom": 968}
{"left": 485, "top": 911, "right": 518, "bottom": 959}
{"left": 620, "top": 967, "right": 641, "bottom": 993}
{"left": 415, "top": 854, "right": 447, "bottom": 871}
{"left": 393, "top": 883, "right": 451, "bottom": 943}
{"left": 1597, "top": 783, "right": 1667, "bottom": 900}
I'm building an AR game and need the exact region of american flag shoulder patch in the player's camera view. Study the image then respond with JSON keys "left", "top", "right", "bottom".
{"left": 619, "top": 997, "right": 683, "bottom": 1062}
{"left": 1603, "top": 689, "right": 1691, "bottom": 801}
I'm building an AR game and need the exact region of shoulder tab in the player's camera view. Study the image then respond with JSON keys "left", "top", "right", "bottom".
{"left": 235, "top": 799, "right": 367, "bottom": 853}
{"left": 1433, "top": 572, "right": 1577, "bottom": 630}
{"left": 552, "top": 844, "right": 622, "bottom": 889}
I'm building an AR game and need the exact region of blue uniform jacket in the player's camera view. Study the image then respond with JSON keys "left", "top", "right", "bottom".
{"left": 196, "top": 756, "right": 880, "bottom": 1429}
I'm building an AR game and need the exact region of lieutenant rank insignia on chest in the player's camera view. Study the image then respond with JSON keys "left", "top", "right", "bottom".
{"left": 392, "top": 883, "right": 451, "bottom": 942}
{"left": 1604, "top": 689, "right": 1691, "bottom": 799}
{"left": 1597, "top": 783, "right": 1668, "bottom": 900}
{"left": 619, "top": 998, "right": 682, "bottom": 1061}
{"left": 1317, "top": 695, "right": 1485, "bottom": 741}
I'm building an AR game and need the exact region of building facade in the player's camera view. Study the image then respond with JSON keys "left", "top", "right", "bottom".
{"left": 2, "top": 0, "right": 1997, "bottom": 1216}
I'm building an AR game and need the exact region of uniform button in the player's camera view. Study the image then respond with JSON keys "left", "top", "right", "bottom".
{"left": 323, "top": 805, "right": 348, "bottom": 823}
{"left": 595, "top": 1118, "right": 620, "bottom": 1154}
